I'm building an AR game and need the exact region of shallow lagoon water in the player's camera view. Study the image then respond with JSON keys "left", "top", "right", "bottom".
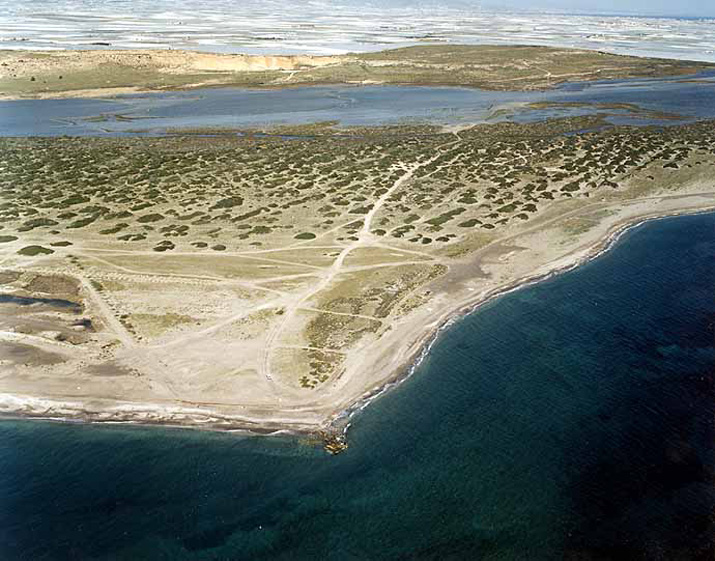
{"left": 2, "top": 72, "right": 715, "bottom": 136}
{"left": 1, "top": 212, "right": 713, "bottom": 560}
{"left": 0, "top": 294, "right": 81, "bottom": 312}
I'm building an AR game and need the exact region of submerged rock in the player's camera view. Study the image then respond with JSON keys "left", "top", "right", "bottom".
{"left": 322, "top": 433, "right": 348, "bottom": 455}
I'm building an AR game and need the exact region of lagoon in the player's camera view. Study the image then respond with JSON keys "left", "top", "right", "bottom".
{"left": 2, "top": 72, "right": 715, "bottom": 136}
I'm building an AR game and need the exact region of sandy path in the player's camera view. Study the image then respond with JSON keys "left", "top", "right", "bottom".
{"left": 257, "top": 135, "right": 463, "bottom": 389}
{"left": 76, "top": 275, "right": 135, "bottom": 347}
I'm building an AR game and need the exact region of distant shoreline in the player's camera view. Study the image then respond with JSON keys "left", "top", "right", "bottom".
{"left": 1, "top": 45, "right": 713, "bottom": 101}
{"left": 1, "top": 6, "right": 714, "bottom": 68}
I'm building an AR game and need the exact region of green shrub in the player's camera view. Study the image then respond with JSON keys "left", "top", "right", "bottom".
{"left": 18, "top": 218, "right": 59, "bottom": 231}
{"left": 67, "top": 215, "right": 98, "bottom": 229}
{"left": 458, "top": 219, "right": 482, "bottom": 227}
{"left": 211, "top": 196, "right": 244, "bottom": 209}
{"left": 137, "top": 213, "right": 164, "bottom": 223}
{"left": 17, "top": 245, "right": 54, "bottom": 256}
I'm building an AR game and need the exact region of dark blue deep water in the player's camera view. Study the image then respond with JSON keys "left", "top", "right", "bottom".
{"left": 1, "top": 212, "right": 714, "bottom": 560}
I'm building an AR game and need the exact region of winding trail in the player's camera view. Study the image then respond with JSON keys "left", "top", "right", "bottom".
{"left": 77, "top": 275, "right": 135, "bottom": 347}
{"left": 256, "top": 135, "right": 463, "bottom": 391}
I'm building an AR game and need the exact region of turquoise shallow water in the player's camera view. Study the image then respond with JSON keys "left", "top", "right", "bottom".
{"left": 1, "top": 212, "right": 714, "bottom": 560}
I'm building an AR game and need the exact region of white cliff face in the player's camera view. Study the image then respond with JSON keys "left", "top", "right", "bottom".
{"left": 177, "top": 53, "right": 345, "bottom": 72}
{"left": 0, "top": 50, "right": 345, "bottom": 82}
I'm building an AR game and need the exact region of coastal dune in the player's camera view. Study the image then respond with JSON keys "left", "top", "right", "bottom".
{"left": 0, "top": 127, "right": 715, "bottom": 432}
{"left": 2, "top": 194, "right": 714, "bottom": 436}
{"left": 1, "top": 45, "right": 712, "bottom": 99}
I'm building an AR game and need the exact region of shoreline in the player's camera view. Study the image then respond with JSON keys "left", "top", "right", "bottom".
{"left": 0, "top": 69, "right": 712, "bottom": 102}
{"left": 0, "top": 77, "right": 627, "bottom": 102}
{"left": 331, "top": 204, "right": 715, "bottom": 438}
{"left": 3, "top": 203, "right": 713, "bottom": 440}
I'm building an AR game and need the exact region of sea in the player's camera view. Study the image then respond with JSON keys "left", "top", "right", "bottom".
{"left": 1, "top": 210, "right": 713, "bottom": 559}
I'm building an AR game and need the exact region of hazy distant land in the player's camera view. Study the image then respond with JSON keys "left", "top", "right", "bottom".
{"left": 1, "top": 45, "right": 714, "bottom": 100}
{"left": 2, "top": 2, "right": 715, "bottom": 62}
